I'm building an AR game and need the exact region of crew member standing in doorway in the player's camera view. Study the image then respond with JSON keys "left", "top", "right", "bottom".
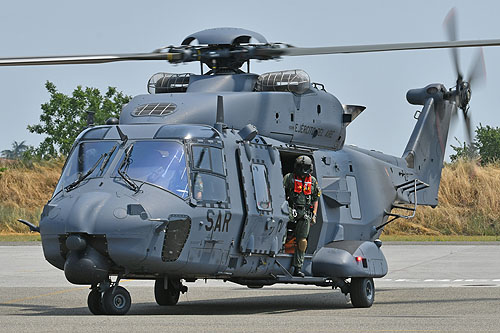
{"left": 284, "top": 155, "right": 321, "bottom": 277}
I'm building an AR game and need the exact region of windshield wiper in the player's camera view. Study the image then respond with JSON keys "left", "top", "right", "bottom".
{"left": 65, "top": 145, "right": 117, "bottom": 192}
{"left": 118, "top": 144, "right": 140, "bottom": 192}
{"left": 65, "top": 153, "right": 106, "bottom": 192}
{"left": 99, "top": 145, "right": 117, "bottom": 174}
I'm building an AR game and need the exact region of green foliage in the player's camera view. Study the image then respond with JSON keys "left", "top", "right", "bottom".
{"left": 449, "top": 139, "right": 478, "bottom": 163}
{"left": 0, "top": 167, "right": 7, "bottom": 179}
{"left": 0, "top": 206, "right": 42, "bottom": 233}
{"left": 27, "top": 81, "right": 131, "bottom": 159}
{"left": 475, "top": 124, "right": 500, "bottom": 165}
{"left": 450, "top": 124, "right": 500, "bottom": 165}
{"left": 1, "top": 140, "right": 29, "bottom": 159}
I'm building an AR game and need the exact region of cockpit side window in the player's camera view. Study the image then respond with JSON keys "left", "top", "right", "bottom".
{"left": 190, "top": 144, "right": 228, "bottom": 205}
{"left": 191, "top": 145, "right": 225, "bottom": 176}
{"left": 192, "top": 172, "right": 227, "bottom": 203}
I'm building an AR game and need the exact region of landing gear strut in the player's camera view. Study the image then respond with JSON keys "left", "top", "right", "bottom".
{"left": 87, "top": 277, "right": 132, "bottom": 315}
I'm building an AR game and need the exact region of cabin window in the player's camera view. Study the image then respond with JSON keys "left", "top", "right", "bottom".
{"left": 251, "top": 164, "right": 272, "bottom": 211}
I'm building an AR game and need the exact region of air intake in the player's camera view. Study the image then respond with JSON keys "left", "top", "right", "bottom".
{"left": 256, "top": 69, "right": 310, "bottom": 94}
{"left": 147, "top": 73, "right": 192, "bottom": 94}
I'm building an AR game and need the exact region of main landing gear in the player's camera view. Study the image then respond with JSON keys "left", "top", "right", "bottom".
{"left": 87, "top": 278, "right": 131, "bottom": 315}
{"left": 349, "top": 277, "right": 375, "bottom": 308}
{"left": 154, "top": 278, "right": 188, "bottom": 306}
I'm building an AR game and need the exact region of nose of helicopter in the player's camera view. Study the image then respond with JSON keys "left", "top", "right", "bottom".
{"left": 59, "top": 192, "right": 114, "bottom": 284}
{"left": 64, "top": 191, "right": 112, "bottom": 234}
{"left": 64, "top": 234, "right": 110, "bottom": 285}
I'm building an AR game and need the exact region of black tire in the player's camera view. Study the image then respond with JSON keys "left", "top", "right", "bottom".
{"left": 102, "top": 286, "right": 131, "bottom": 315}
{"left": 154, "top": 279, "right": 180, "bottom": 306}
{"left": 87, "top": 289, "right": 105, "bottom": 315}
{"left": 247, "top": 285, "right": 264, "bottom": 289}
{"left": 350, "top": 277, "right": 375, "bottom": 308}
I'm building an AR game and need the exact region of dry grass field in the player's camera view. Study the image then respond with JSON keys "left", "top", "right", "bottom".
{"left": 0, "top": 159, "right": 498, "bottom": 236}
{"left": 385, "top": 161, "right": 500, "bottom": 236}
{"left": 0, "top": 159, "right": 63, "bottom": 233}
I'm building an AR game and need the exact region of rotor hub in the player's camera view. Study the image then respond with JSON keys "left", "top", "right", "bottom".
{"left": 458, "top": 81, "right": 471, "bottom": 112}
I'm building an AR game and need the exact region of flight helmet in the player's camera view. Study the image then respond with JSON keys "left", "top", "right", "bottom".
{"left": 294, "top": 155, "right": 313, "bottom": 176}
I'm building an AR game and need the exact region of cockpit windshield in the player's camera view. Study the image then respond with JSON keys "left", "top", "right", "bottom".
{"left": 115, "top": 141, "right": 189, "bottom": 199}
{"left": 54, "top": 141, "right": 119, "bottom": 195}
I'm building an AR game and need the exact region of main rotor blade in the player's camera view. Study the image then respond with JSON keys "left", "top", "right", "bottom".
{"left": 258, "top": 39, "right": 500, "bottom": 57}
{"left": 444, "top": 8, "right": 462, "bottom": 79}
{"left": 0, "top": 52, "right": 183, "bottom": 66}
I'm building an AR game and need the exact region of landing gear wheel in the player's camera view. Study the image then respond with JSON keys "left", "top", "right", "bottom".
{"left": 247, "top": 285, "right": 264, "bottom": 289}
{"left": 350, "top": 277, "right": 375, "bottom": 308}
{"left": 102, "top": 286, "right": 131, "bottom": 315}
{"left": 87, "top": 289, "right": 105, "bottom": 315}
{"left": 154, "top": 279, "right": 180, "bottom": 306}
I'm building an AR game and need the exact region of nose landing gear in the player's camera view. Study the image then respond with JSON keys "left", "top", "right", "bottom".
{"left": 87, "top": 277, "right": 132, "bottom": 315}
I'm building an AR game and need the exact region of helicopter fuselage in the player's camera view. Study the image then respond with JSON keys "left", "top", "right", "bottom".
{"left": 36, "top": 68, "right": 456, "bottom": 314}
{"left": 41, "top": 121, "right": 416, "bottom": 285}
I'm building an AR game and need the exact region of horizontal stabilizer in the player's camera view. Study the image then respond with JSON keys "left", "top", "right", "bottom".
{"left": 342, "top": 105, "right": 366, "bottom": 126}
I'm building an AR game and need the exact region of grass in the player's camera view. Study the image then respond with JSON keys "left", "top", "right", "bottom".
{"left": 385, "top": 161, "right": 500, "bottom": 236}
{"left": 0, "top": 233, "right": 41, "bottom": 242}
{"left": 0, "top": 159, "right": 499, "bottom": 239}
{"left": 1, "top": 233, "right": 497, "bottom": 243}
{"left": 0, "top": 158, "right": 63, "bottom": 233}
{"left": 380, "top": 234, "right": 500, "bottom": 242}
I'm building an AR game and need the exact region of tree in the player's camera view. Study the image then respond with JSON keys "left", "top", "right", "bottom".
{"left": 450, "top": 124, "right": 500, "bottom": 165}
{"left": 475, "top": 124, "right": 500, "bottom": 165}
{"left": 449, "top": 138, "right": 478, "bottom": 163}
{"left": 1, "top": 140, "right": 29, "bottom": 159}
{"left": 27, "top": 81, "right": 131, "bottom": 159}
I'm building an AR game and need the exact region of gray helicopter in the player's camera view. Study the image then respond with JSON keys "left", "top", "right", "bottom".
{"left": 4, "top": 10, "right": 498, "bottom": 315}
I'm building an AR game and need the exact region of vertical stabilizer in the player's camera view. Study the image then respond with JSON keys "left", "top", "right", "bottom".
{"left": 403, "top": 84, "right": 454, "bottom": 207}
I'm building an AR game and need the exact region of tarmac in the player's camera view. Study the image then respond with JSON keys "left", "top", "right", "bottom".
{"left": 1, "top": 242, "right": 499, "bottom": 332}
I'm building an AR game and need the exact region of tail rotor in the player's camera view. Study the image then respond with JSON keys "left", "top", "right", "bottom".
{"left": 444, "top": 8, "right": 487, "bottom": 146}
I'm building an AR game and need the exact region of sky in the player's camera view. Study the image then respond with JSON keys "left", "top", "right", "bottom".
{"left": 1, "top": 0, "right": 499, "bottom": 160}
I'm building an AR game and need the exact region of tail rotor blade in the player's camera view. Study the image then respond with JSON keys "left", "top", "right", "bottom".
{"left": 444, "top": 7, "right": 462, "bottom": 80}
{"left": 463, "top": 111, "right": 474, "bottom": 145}
{"left": 467, "top": 48, "right": 487, "bottom": 89}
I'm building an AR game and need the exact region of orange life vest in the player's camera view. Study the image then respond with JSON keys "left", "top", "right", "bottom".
{"left": 293, "top": 175, "right": 312, "bottom": 195}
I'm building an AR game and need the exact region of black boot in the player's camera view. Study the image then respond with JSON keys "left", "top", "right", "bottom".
{"left": 292, "top": 266, "right": 305, "bottom": 277}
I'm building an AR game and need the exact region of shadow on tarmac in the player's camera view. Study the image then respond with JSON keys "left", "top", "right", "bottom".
{"left": 2, "top": 288, "right": 499, "bottom": 316}
{"left": 1, "top": 291, "right": 351, "bottom": 316}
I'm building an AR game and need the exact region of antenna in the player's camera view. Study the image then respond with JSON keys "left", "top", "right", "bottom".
{"left": 116, "top": 126, "right": 128, "bottom": 144}
{"left": 86, "top": 110, "right": 95, "bottom": 127}
{"left": 214, "top": 95, "right": 225, "bottom": 132}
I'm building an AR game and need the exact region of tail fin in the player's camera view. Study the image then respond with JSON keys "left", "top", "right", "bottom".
{"left": 403, "top": 84, "right": 454, "bottom": 207}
